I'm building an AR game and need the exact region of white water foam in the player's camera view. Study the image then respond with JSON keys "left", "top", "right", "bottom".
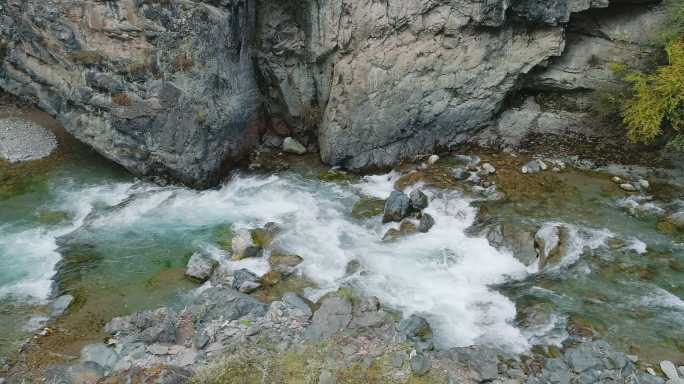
{"left": 0, "top": 182, "right": 134, "bottom": 301}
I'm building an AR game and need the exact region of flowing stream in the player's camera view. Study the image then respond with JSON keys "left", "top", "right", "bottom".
{"left": 1, "top": 131, "right": 683, "bottom": 366}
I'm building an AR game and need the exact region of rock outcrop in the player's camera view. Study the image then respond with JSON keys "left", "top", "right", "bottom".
{"left": 0, "top": 0, "right": 665, "bottom": 185}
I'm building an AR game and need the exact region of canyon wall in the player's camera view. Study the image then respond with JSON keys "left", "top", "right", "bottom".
{"left": 0, "top": 0, "right": 665, "bottom": 185}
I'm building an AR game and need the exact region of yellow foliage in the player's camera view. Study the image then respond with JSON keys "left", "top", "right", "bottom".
{"left": 621, "top": 40, "right": 684, "bottom": 143}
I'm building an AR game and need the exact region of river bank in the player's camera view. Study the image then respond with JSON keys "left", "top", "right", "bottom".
{"left": 1, "top": 102, "right": 684, "bottom": 382}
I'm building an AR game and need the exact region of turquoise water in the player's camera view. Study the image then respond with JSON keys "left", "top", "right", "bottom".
{"left": 0, "top": 130, "right": 683, "bottom": 368}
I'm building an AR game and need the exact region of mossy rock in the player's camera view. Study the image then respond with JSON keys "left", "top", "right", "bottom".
{"left": 269, "top": 251, "right": 303, "bottom": 269}
{"left": 261, "top": 271, "right": 282, "bottom": 286}
{"left": 319, "top": 169, "right": 358, "bottom": 183}
{"left": 351, "top": 197, "right": 385, "bottom": 219}
{"left": 36, "top": 210, "right": 72, "bottom": 225}
{"left": 213, "top": 225, "right": 234, "bottom": 251}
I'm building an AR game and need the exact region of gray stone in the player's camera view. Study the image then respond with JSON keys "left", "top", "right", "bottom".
{"left": 185, "top": 251, "right": 218, "bottom": 282}
{"left": 661, "top": 361, "right": 680, "bottom": 381}
{"left": 282, "top": 292, "right": 313, "bottom": 319}
{"left": 398, "top": 315, "right": 433, "bottom": 351}
{"left": 564, "top": 348, "right": 602, "bottom": 373}
{"left": 453, "top": 168, "right": 469, "bottom": 181}
{"left": 282, "top": 137, "right": 307, "bottom": 155}
{"left": 409, "top": 189, "right": 429, "bottom": 211}
{"left": 522, "top": 160, "right": 544, "bottom": 174}
{"left": 382, "top": 191, "right": 411, "bottom": 223}
{"left": 49, "top": 294, "right": 74, "bottom": 317}
{"left": 238, "top": 280, "right": 261, "bottom": 293}
{"left": 534, "top": 224, "right": 569, "bottom": 270}
{"left": 305, "top": 295, "right": 352, "bottom": 341}
{"left": 231, "top": 269, "right": 260, "bottom": 291}
{"left": 451, "top": 347, "right": 500, "bottom": 382}
{"left": 418, "top": 214, "right": 435, "bottom": 233}
{"left": 667, "top": 211, "right": 684, "bottom": 230}
{"left": 80, "top": 343, "right": 118, "bottom": 372}
{"left": 410, "top": 354, "right": 431, "bottom": 376}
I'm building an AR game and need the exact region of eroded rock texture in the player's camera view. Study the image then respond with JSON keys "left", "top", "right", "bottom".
{"left": 0, "top": 0, "right": 664, "bottom": 185}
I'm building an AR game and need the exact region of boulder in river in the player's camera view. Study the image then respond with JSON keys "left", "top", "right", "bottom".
{"left": 534, "top": 224, "right": 570, "bottom": 270}
{"left": 185, "top": 251, "right": 217, "bottom": 282}
{"left": 418, "top": 213, "right": 435, "bottom": 233}
{"left": 409, "top": 189, "right": 429, "bottom": 211}
{"left": 351, "top": 197, "right": 385, "bottom": 219}
{"left": 232, "top": 269, "right": 261, "bottom": 293}
{"left": 80, "top": 343, "right": 118, "bottom": 373}
{"left": 453, "top": 167, "right": 469, "bottom": 180}
{"left": 382, "top": 191, "right": 411, "bottom": 223}
{"left": 231, "top": 230, "right": 264, "bottom": 260}
{"left": 269, "top": 251, "right": 303, "bottom": 275}
{"left": 398, "top": 314, "right": 433, "bottom": 351}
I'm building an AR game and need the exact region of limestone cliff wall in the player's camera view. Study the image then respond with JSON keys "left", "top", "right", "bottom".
{"left": 0, "top": 0, "right": 664, "bottom": 185}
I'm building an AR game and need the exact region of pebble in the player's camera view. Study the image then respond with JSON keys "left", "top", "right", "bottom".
{"left": 612, "top": 176, "right": 622, "bottom": 184}
{"left": 282, "top": 137, "right": 306, "bottom": 155}
{"left": 639, "top": 179, "right": 650, "bottom": 190}
{"left": 453, "top": 167, "right": 469, "bottom": 180}
{"left": 647, "top": 367, "right": 657, "bottom": 376}
{"left": 427, "top": 154, "right": 439, "bottom": 165}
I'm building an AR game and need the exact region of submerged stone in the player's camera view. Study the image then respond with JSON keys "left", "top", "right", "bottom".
{"left": 351, "top": 197, "right": 385, "bottom": 219}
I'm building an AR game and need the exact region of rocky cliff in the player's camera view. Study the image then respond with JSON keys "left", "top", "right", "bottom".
{"left": 0, "top": 0, "right": 665, "bottom": 186}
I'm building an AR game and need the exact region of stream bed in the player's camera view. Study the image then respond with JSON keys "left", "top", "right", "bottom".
{"left": 1, "top": 119, "right": 683, "bottom": 373}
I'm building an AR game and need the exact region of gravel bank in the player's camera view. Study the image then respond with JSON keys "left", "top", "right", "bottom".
{"left": 0, "top": 118, "right": 58, "bottom": 162}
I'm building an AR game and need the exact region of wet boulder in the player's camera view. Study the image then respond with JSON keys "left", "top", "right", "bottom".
{"left": 351, "top": 197, "right": 385, "bottom": 219}
{"left": 418, "top": 213, "right": 435, "bottom": 233}
{"left": 534, "top": 224, "right": 570, "bottom": 270}
{"left": 49, "top": 294, "right": 74, "bottom": 317}
{"left": 398, "top": 314, "right": 434, "bottom": 351}
{"left": 185, "top": 250, "right": 217, "bottom": 282}
{"left": 452, "top": 167, "right": 469, "bottom": 180}
{"left": 231, "top": 230, "right": 264, "bottom": 260}
{"left": 409, "top": 189, "right": 429, "bottom": 211}
{"left": 191, "top": 287, "right": 268, "bottom": 323}
{"left": 231, "top": 268, "right": 261, "bottom": 293}
{"left": 382, "top": 191, "right": 411, "bottom": 223}
{"left": 269, "top": 251, "right": 303, "bottom": 275}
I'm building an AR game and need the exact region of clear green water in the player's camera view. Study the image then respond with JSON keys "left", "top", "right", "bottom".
{"left": 1, "top": 134, "right": 683, "bottom": 369}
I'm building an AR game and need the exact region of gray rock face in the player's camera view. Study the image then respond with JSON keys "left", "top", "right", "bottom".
{"left": 185, "top": 251, "right": 217, "bottom": 282}
{"left": 305, "top": 295, "right": 352, "bottom": 341}
{"left": 383, "top": 191, "right": 411, "bottom": 223}
{"left": 0, "top": 0, "right": 262, "bottom": 187}
{"left": 0, "top": 0, "right": 666, "bottom": 184}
